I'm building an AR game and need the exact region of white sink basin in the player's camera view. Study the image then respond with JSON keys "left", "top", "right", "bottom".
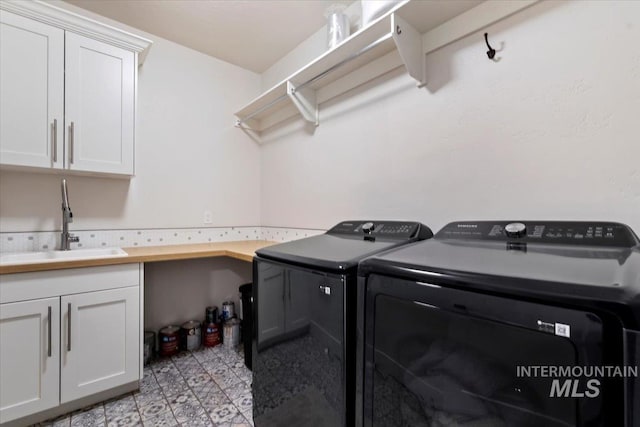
{"left": 0, "top": 247, "right": 128, "bottom": 266}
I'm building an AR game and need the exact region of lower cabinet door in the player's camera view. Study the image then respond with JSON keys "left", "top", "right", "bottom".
{"left": 256, "top": 262, "right": 286, "bottom": 346}
{"left": 60, "top": 286, "right": 139, "bottom": 403}
{"left": 0, "top": 297, "right": 60, "bottom": 423}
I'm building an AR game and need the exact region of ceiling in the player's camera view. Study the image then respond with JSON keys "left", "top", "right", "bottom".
{"left": 65, "top": 0, "right": 354, "bottom": 73}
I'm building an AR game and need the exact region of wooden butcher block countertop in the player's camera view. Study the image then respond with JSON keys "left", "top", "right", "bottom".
{"left": 0, "top": 240, "right": 277, "bottom": 275}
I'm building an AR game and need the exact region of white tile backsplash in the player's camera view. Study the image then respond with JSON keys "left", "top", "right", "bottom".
{"left": 259, "top": 227, "right": 324, "bottom": 242}
{"left": 0, "top": 226, "right": 325, "bottom": 254}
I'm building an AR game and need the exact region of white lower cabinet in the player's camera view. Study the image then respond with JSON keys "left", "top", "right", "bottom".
{"left": 0, "top": 264, "right": 141, "bottom": 424}
{"left": 61, "top": 287, "right": 139, "bottom": 403}
{"left": 0, "top": 298, "right": 60, "bottom": 423}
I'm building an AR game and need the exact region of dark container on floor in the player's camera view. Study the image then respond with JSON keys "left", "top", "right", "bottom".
{"left": 239, "top": 282, "right": 253, "bottom": 370}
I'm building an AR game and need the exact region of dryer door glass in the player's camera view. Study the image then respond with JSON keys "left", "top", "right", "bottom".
{"left": 364, "top": 276, "right": 605, "bottom": 427}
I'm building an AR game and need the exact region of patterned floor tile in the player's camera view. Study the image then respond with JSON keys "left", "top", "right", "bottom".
{"left": 106, "top": 411, "right": 142, "bottom": 427}
{"left": 48, "top": 414, "right": 72, "bottom": 427}
{"left": 205, "top": 361, "right": 230, "bottom": 376}
{"left": 171, "top": 351, "right": 193, "bottom": 361}
{"left": 192, "top": 347, "right": 219, "bottom": 362}
{"left": 199, "top": 389, "right": 233, "bottom": 411}
{"left": 215, "top": 412, "right": 251, "bottom": 427}
{"left": 243, "top": 410, "right": 254, "bottom": 427}
{"left": 229, "top": 360, "right": 246, "bottom": 370}
{"left": 151, "top": 359, "right": 177, "bottom": 374}
{"left": 175, "top": 359, "right": 200, "bottom": 371}
{"left": 224, "top": 381, "right": 250, "bottom": 402}
{"left": 192, "top": 377, "right": 221, "bottom": 398}
{"left": 133, "top": 388, "right": 165, "bottom": 408}
{"left": 199, "top": 358, "right": 223, "bottom": 373}
{"left": 206, "top": 402, "right": 240, "bottom": 424}
{"left": 138, "top": 399, "right": 170, "bottom": 421}
{"left": 159, "top": 380, "right": 190, "bottom": 397}
{"left": 33, "top": 348, "right": 253, "bottom": 427}
{"left": 186, "top": 372, "right": 213, "bottom": 388}
{"left": 218, "top": 350, "right": 242, "bottom": 365}
{"left": 155, "top": 371, "right": 182, "bottom": 386}
{"left": 140, "top": 410, "right": 178, "bottom": 427}
{"left": 70, "top": 405, "right": 106, "bottom": 427}
{"left": 172, "top": 400, "right": 207, "bottom": 424}
{"left": 207, "top": 362, "right": 230, "bottom": 375}
{"left": 234, "top": 369, "right": 252, "bottom": 384}
{"left": 215, "top": 375, "right": 244, "bottom": 391}
{"left": 139, "top": 372, "right": 159, "bottom": 393}
{"left": 104, "top": 394, "right": 137, "bottom": 415}
{"left": 232, "top": 393, "right": 252, "bottom": 414}
{"left": 166, "top": 389, "right": 197, "bottom": 410}
{"left": 180, "top": 366, "right": 203, "bottom": 378}
{"left": 184, "top": 412, "right": 215, "bottom": 427}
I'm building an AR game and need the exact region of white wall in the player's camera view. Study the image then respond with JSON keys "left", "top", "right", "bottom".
{"left": 0, "top": 2, "right": 262, "bottom": 232}
{"left": 2, "top": 1, "right": 638, "bottom": 236}
{"left": 259, "top": 0, "right": 640, "bottom": 233}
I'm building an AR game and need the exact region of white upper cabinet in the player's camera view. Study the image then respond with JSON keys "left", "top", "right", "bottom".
{"left": 0, "top": 11, "right": 64, "bottom": 169}
{"left": 65, "top": 33, "right": 135, "bottom": 175}
{"left": 0, "top": 2, "right": 151, "bottom": 177}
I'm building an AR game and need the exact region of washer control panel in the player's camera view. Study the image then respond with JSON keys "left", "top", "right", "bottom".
{"left": 328, "top": 221, "right": 428, "bottom": 240}
{"left": 437, "top": 221, "right": 639, "bottom": 247}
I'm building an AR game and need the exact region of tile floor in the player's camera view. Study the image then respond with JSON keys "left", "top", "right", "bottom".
{"left": 35, "top": 345, "right": 253, "bottom": 427}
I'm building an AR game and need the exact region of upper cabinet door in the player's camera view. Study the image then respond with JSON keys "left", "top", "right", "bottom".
{"left": 65, "top": 33, "right": 135, "bottom": 175}
{"left": 0, "top": 11, "right": 64, "bottom": 169}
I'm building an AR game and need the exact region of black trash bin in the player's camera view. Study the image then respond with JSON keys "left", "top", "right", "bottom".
{"left": 239, "top": 282, "right": 252, "bottom": 370}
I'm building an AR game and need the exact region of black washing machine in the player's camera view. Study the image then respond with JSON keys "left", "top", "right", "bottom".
{"left": 252, "top": 220, "right": 432, "bottom": 427}
{"left": 356, "top": 220, "right": 640, "bottom": 427}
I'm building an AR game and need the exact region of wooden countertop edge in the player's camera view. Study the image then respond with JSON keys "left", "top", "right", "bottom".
{"left": 0, "top": 240, "right": 276, "bottom": 275}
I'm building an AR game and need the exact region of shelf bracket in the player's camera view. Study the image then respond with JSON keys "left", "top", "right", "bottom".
{"left": 391, "top": 14, "right": 426, "bottom": 87}
{"left": 287, "top": 81, "right": 319, "bottom": 127}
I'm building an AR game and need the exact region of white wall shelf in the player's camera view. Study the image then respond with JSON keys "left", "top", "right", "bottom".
{"left": 234, "top": 0, "right": 537, "bottom": 134}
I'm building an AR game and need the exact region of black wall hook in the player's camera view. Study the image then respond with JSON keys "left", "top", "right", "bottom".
{"left": 484, "top": 33, "right": 496, "bottom": 59}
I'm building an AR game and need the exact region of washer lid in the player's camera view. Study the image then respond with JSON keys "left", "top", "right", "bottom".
{"left": 359, "top": 221, "right": 640, "bottom": 317}
{"left": 256, "top": 220, "right": 432, "bottom": 271}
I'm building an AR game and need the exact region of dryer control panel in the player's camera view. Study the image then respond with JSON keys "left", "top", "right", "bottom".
{"left": 437, "top": 221, "right": 639, "bottom": 248}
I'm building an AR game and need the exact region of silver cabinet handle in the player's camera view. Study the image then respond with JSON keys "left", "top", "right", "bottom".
{"left": 51, "top": 119, "right": 57, "bottom": 162}
{"left": 67, "top": 302, "right": 71, "bottom": 351}
{"left": 69, "top": 122, "right": 74, "bottom": 164}
{"left": 47, "top": 306, "right": 52, "bottom": 357}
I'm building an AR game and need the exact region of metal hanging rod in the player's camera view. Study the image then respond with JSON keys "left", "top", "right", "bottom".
{"left": 236, "top": 31, "right": 394, "bottom": 127}
{"left": 292, "top": 32, "right": 393, "bottom": 93}
{"left": 235, "top": 92, "right": 289, "bottom": 127}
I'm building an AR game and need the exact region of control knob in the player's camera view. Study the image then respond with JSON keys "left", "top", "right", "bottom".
{"left": 505, "top": 222, "right": 527, "bottom": 238}
{"left": 362, "top": 222, "right": 375, "bottom": 234}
